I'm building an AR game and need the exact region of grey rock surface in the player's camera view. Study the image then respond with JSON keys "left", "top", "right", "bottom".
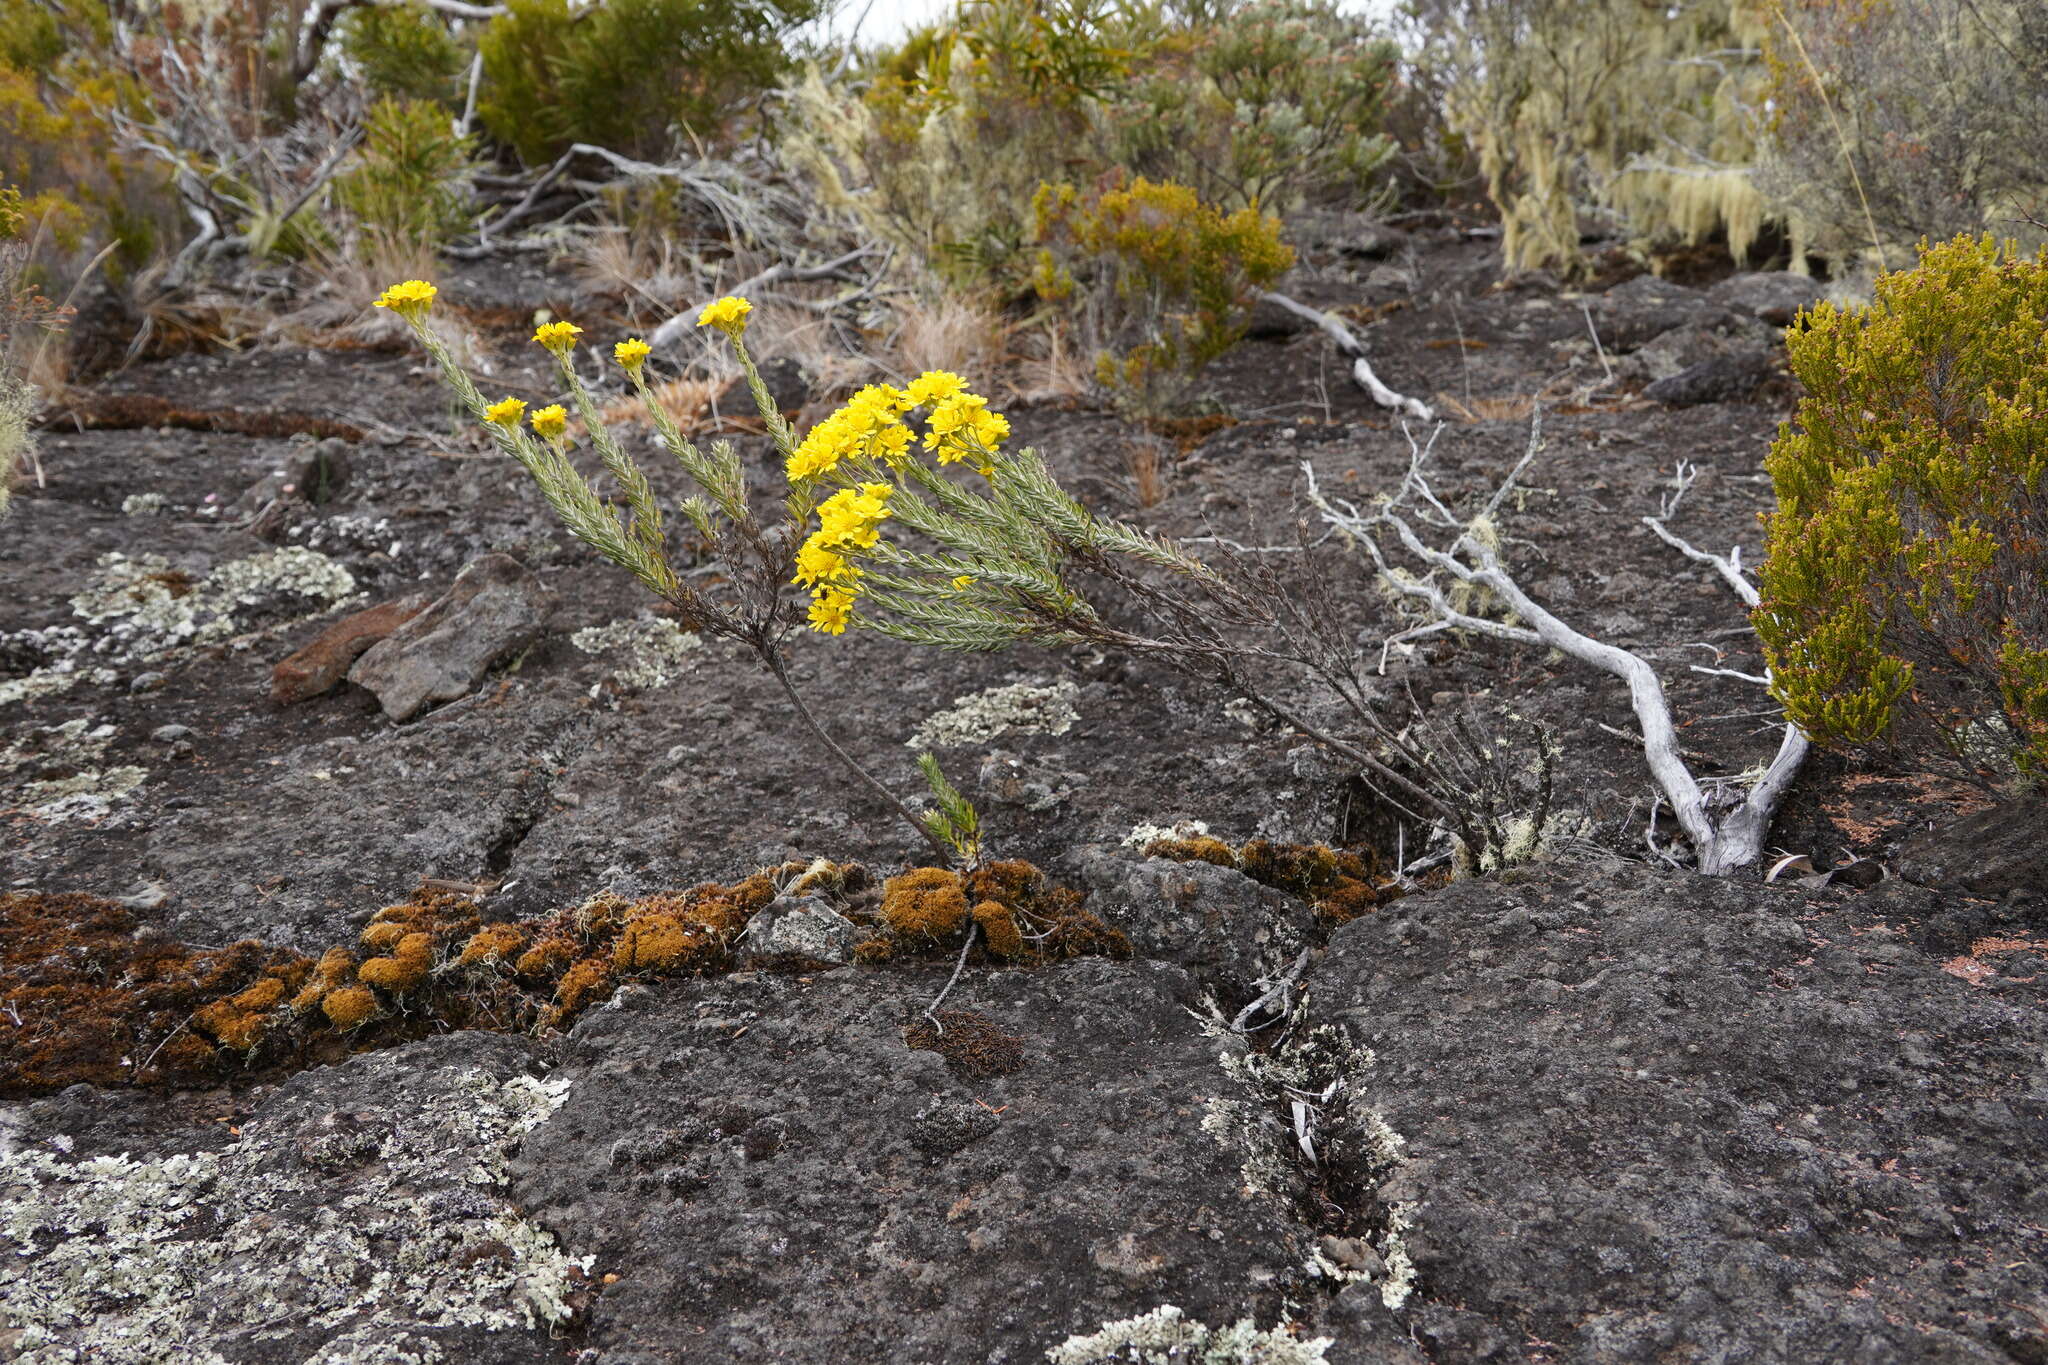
{"left": 1590, "top": 274, "right": 1738, "bottom": 351}
{"left": 738, "top": 893, "right": 861, "bottom": 963}
{"left": 510, "top": 959, "right": 1410, "bottom": 1364}
{"left": 1643, "top": 348, "right": 1776, "bottom": 405}
{"left": 1897, "top": 794, "right": 2048, "bottom": 898}
{"left": 1308, "top": 862, "right": 2048, "bottom": 1363}
{"left": 1706, "top": 271, "right": 1823, "bottom": 326}
{"left": 1072, "top": 852, "right": 1317, "bottom": 993}
{"left": 4, "top": 1033, "right": 584, "bottom": 1363}
{"left": 350, "top": 553, "right": 550, "bottom": 721}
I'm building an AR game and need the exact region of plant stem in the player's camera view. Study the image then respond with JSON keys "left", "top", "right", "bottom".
{"left": 762, "top": 645, "right": 959, "bottom": 866}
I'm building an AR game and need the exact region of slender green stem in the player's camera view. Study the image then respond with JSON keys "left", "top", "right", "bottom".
{"left": 762, "top": 646, "right": 958, "bottom": 866}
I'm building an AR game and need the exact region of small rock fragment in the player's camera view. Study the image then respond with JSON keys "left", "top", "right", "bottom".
{"left": 348, "top": 557, "right": 549, "bottom": 721}
{"left": 738, "top": 895, "right": 860, "bottom": 965}
{"left": 272, "top": 593, "right": 432, "bottom": 705}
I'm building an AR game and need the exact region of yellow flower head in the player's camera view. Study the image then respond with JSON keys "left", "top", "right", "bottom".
{"left": 373, "top": 280, "right": 437, "bottom": 319}
{"left": 815, "top": 484, "right": 893, "bottom": 551}
{"left": 807, "top": 586, "right": 857, "bottom": 635}
{"left": 871, "top": 424, "right": 913, "bottom": 464}
{"left": 533, "top": 320, "right": 583, "bottom": 354}
{"left": 484, "top": 396, "right": 527, "bottom": 427}
{"left": 905, "top": 370, "right": 967, "bottom": 408}
{"left": 531, "top": 404, "right": 569, "bottom": 440}
{"left": 696, "top": 296, "right": 753, "bottom": 335}
{"left": 794, "top": 537, "right": 853, "bottom": 588}
{"left": 951, "top": 575, "right": 975, "bottom": 591}
{"left": 614, "top": 337, "right": 652, "bottom": 372}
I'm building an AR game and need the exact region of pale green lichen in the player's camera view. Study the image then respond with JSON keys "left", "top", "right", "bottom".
{"left": 0, "top": 720, "right": 147, "bottom": 821}
{"left": 0, "top": 1067, "right": 587, "bottom": 1362}
{"left": 907, "top": 679, "right": 1080, "bottom": 750}
{"left": 1122, "top": 818, "right": 1213, "bottom": 849}
{"left": 1197, "top": 996, "right": 1423, "bottom": 1316}
{"left": 1046, "top": 1304, "right": 1332, "bottom": 1364}
{"left": 570, "top": 616, "right": 702, "bottom": 692}
{"left": 69, "top": 548, "right": 357, "bottom": 663}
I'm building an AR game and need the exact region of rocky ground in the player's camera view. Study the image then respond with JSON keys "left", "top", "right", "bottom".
{"left": 2, "top": 220, "right": 2045, "bottom": 1363}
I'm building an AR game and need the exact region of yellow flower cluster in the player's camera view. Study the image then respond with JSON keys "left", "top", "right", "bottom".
{"left": 485, "top": 397, "right": 527, "bottom": 427}
{"left": 793, "top": 483, "right": 893, "bottom": 635}
{"left": 531, "top": 404, "right": 568, "bottom": 440}
{"left": 373, "top": 280, "right": 436, "bottom": 317}
{"left": 614, "top": 337, "right": 651, "bottom": 372}
{"left": 781, "top": 370, "right": 1014, "bottom": 634}
{"left": 533, "top": 320, "right": 583, "bottom": 354}
{"left": 696, "top": 296, "right": 752, "bottom": 334}
{"left": 786, "top": 371, "right": 1010, "bottom": 485}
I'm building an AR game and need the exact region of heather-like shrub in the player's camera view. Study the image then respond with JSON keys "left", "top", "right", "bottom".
{"left": 477, "top": 0, "right": 819, "bottom": 164}
{"left": 334, "top": 96, "right": 477, "bottom": 255}
{"left": 1754, "top": 0, "right": 2048, "bottom": 265}
{"left": 1032, "top": 175, "right": 1293, "bottom": 414}
{"left": 0, "top": 0, "right": 168, "bottom": 271}
{"left": 1098, "top": 0, "right": 1397, "bottom": 213}
{"left": 786, "top": 0, "right": 1392, "bottom": 295}
{"left": 1756, "top": 235, "right": 2048, "bottom": 781}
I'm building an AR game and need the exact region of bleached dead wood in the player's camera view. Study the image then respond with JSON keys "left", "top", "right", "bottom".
{"left": 1305, "top": 415, "right": 1810, "bottom": 876}
{"left": 1254, "top": 288, "right": 1433, "bottom": 420}
{"left": 646, "top": 249, "right": 880, "bottom": 349}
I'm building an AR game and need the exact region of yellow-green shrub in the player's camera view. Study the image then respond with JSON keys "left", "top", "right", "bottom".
{"left": 0, "top": 0, "right": 170, "bottom": 272}
{"left": 1756, "top": 234, "right": 2048, "bottom": 781}
{"left": 334, "top": 96, "right": 477, "bottom": 254}
{"left": 785, "top": 0, "right": 1392, "bottom": 298}
{"left": 1096, "top": 0, "right": 1397, "bottom": 213}
{"left": 1032, "top": 175, "right": 1293, "bottom": 414}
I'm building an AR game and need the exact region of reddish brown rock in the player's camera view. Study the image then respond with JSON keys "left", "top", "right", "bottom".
{"left": 271, "top": 594, "right": 431, "bottom": 704}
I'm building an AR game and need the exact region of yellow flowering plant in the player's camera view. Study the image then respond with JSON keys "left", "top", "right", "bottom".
{"left": 375, "top": 280, "right": 1482, "bottom": 874}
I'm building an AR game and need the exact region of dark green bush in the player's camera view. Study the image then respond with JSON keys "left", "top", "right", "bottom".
{"left": 1756, "top": 234, "right": 2048, "bottom": 782}
{"left": 477, "top": 0, "right": 819, "bottom": 165}
{"left": 338, "top": 3, "right": 468, "bottom": 108}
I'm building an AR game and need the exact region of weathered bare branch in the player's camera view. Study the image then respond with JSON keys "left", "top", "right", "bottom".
{"left": 1307, "top": 413, "right": 1810, "bottom": 875}
{"left": 1254, "top": 288, "right": 1434, "bottom": 420}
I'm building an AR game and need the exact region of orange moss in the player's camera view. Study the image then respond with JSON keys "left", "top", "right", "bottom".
{"left": 515, "top": 936, "right": 577, "bottom": 982}
{"left": 966, "top": 859, "right": 1046, "bottom": 904}
{"left": 193, "top": 974, "right": 296, "bottom": 1052}
{"left": 852, "top": 937, "right": 896, "bottom": 963}
{"left": 292, "top": 946, "right": 358, "bottom": 1013}
{"left": 1144, "top": 835, "right": 1238, "bottom": 868}
{"left": 613, "top": 913, "right": 709, "bottom": 971}
{"left": 458, "top": 923, "right": 529, "bottom": 967}
{"left": 358, "top": 931, "right": 436, "bottom": 993}
{"left": 881, "top": 867, "right": 970, "bottom": 941}
{"left": 322, "top": 985, "right": 381, "bottom": 1030}
{"left": 971, "top": 900, "right": 1025, "bottom": 959}
{"left": 1151, "top": 835, "right": 1400, "bottom": 924}
{"left": 0, "top": 892, "right": 314, "bottom": 1094}
{"left": 551, "top": 958, "right": 615, "bottom": 1023}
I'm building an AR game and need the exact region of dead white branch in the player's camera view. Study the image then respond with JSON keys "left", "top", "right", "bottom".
{"left": 647, "top": 248, "right": 880, "bottom": 349}
{"left": 1305, "top": 414, "right": 1809, "bottom": 876}
{"left": 1253, "top": 288, "right": 1434, "bottom": 420}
